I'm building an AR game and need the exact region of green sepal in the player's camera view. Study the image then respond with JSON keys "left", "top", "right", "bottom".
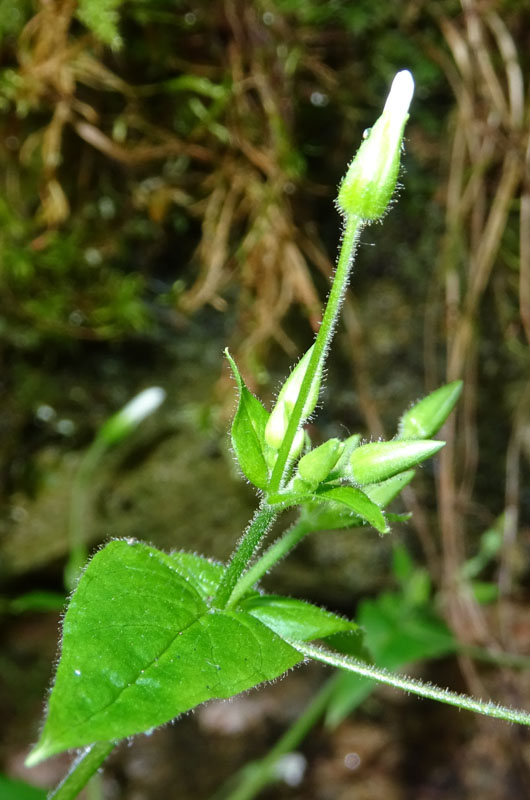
{"left": 226, "top": 350, "right": 270, "bottom": 490}
{"left": 364, "top": 469, "right": 415, "bottom": 506}
{"left": 240, "top": 595, "right": 357, "bottom": 641}
{"left": 296, "top": 438, "right": 344, "bottom": 488}
{"left": 350, "top": 440, "right": 444, "bottom": 485}
{"left": 384, "top": 512, "right": 412, "bottom": 524}
{"left": 264, "top": 345, "right": 321, "bottom": 452}
{"left": 324, "top": 433, "right": 361, "bottom": 483}
{"left": 397, "top": 381, "right": 463, "bottom": 440}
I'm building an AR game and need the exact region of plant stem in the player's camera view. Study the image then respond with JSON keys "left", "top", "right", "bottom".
{"left": 217, "top": 214, "right": 362, "bottom": 610}
{"left": 268, "top": 214, "right": 363, "bottom": 494}
{"left": 216, "top": 675, "right": 339, "bottom": 800}
{"left": 65, "top": 438, "right": 107, "bottom": 591}
{"left": 225, "top": 518, "right": 312, "bottom": 609}
{"left": 292, "top": 641, "right": 530, "bottom": 726}
{"left": 48, "top": 742, "right": 116, "bottom": 800}
{"left": 212, "top": 503, "right": 278, "bottom": 609}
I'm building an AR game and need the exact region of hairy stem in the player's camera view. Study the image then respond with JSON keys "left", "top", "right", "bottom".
{"left": 225, "top": 518, "right": 312, "bottom": 609}
{"left": 293, "top": 641, "right": 530, "bottom": 726}
{"left": 212, "top": 503, "right": 278, "bottom": 609}
{"left": 65, "top": 438, "right": 107, "bottom": 591}
{"left": 268, "top": 214, "right": 363, "bottom": 494}
{"left": 48, "top": 742, "right": 116, "bottom": 800}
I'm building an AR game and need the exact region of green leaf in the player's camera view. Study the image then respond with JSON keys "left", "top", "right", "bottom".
{"left": 359, "top": 592, "right": 455, "bottom": 668}
{"left": 398, "top": 381, "right": 462, "bottom": 439}
{"left": 226, "top": 350, "right": 271, "bottom": 490}
{"left": 267, "top": 490, "right": 315, "bottom": 508}
{"left": 167, "top": 551, "right": 224, "bottom": 599}
{"left": 241, "top": 595, "right": 357, "bottom": 641}
{"left": 391, "top": 543, "right": 415, "bottom": 583}
{"left": 350, "top": 440, "right": 444, "bottom": 485}
{"left": 316, "top": 485, "right": 388, "bottom": 533}
{"left": 324, "top": 563, "right": 455, "bottom": 728}
{"left": 27, "top": 541, "right": 301, "bottom": 764}
{"left": 268, "top": 483, "right": 387, "bottom": 533}
{"left": 301, "top": 503, "right": 366, "bottom": 532}
{"left": 470, "top": 580, "right": 498, "bottom": 605}
{"left": 8, "top": 590, "right": 65, "bottom": 614}
{"left": 0, "top": 774, "right": 46, "bottom": 800}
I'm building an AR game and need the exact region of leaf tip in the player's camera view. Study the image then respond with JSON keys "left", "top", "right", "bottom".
{"left": 24, "top": 740, "right": 51, "bottom": 768}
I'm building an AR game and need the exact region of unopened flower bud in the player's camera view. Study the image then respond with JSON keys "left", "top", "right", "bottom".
{"left": 297, "top": 438, "right": 344, "bottom": 488}
{"left": 99, "top": 387, "right": 166, "bottom": 446}
{"left": 337, "top": 70, "right": 414, "bottom": 221}
{"left": 350, "top": 439, "right": 443, "bottom": 485}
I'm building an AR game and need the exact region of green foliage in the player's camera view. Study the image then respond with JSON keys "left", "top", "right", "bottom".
{"left": 322, "top": 544, "right": 455, "bottom": 728}
{"left": 28, "top": 541, "right": 302, "bottom": 762}
{"left": 4, "top": 591, "right": 65, "bottom": 614}
{"left": 0, "top": 774, "right": 46, "bottom": 800}
{"left": 309, "top": 485, "right": 388, "bottom": 533}
{"left": 0, "top": 201, "right": 149, "bottom": 347}
{"left": 227, "top": 350, "right": 271, "bottom": 490}
{"left": 76, "top": 0, "right": 125, "bottom": 45}
{"left": 460, "top": 517, "right": 503, "bottom": 604}
{"left": 24, "top": 66, "right": 530, "bottom": 800}
{"left": 28, "top": 540, "right": 359, "bottom": 763}
{"left": 0, "top": 0, "right": 32, "bottom": 42}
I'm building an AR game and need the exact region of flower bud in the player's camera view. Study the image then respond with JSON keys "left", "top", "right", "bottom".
{"left": 297, "top": 438, "right": 344, "bottom": 487}
{"left": 398, "top": 380, "right": 462, "bottom": 440}
{"left": 350, "top": 439, "right": 444, "bottom": 485}
{"left": 99, "top": 387, "right": 166, "bottom": 447}
{"left": 337, "top": 70, "right": 414, "bottom": 220}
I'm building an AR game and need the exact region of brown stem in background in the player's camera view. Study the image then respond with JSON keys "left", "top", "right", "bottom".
{"left": 434, "top": 0, "right": 529, "bottom": 701}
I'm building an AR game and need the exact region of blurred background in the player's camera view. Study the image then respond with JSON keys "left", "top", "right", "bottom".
{"left": 1, "top": 0, "right": 530, "bottom": 798}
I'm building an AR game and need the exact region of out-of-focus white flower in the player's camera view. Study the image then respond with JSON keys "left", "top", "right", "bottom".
{"left": 99, "top": 387, "right": 166, "bottom": 446}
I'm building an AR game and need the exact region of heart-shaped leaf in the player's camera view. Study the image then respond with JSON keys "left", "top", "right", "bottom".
{"left": 28, "top": 541, "right": 301, "bottom": 764}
